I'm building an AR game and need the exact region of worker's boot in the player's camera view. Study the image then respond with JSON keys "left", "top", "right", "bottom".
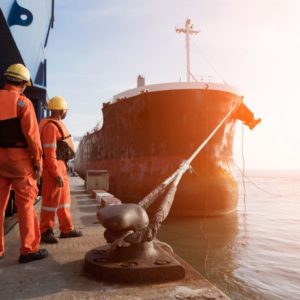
{"left": 41, "top": 229, "right": 59, "bottom": 244}
{"left": 60, "top": 228, "right": 83, "bottom": 239}
{"left": 19, "top": 249, "right": 48, "bottom": 264}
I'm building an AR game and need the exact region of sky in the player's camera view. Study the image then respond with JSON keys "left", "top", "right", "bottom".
{"left": 46, "top": 0, "right": 300, "bottom": 170}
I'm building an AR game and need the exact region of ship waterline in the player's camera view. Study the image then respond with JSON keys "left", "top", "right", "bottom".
{"left": 75, "top": 83, "right": 243, "bottom": 216}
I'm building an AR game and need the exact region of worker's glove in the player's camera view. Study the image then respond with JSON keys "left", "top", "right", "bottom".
{"left": 34, "top": 165, "right": 42, "bottom": 182}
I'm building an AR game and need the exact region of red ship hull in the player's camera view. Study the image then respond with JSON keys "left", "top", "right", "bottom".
{"left": 75, "top": 83, "right": 242, "bottom": 216}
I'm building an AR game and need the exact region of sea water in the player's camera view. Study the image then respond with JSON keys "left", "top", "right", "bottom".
{"left": 158, "top": 170, "right": 300, "bottom": 300}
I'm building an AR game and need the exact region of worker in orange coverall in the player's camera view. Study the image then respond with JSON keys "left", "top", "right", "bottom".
{"left": 0, "top": 64, "right": 48, "bottom": 263}
{"left": 39, "top": 96, "right": 82, "bottom": 243}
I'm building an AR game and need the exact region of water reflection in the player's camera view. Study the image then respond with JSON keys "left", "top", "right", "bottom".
{"left": 158, "top": 174, "right": 300, "bottom": 300}
{"left": 158, "top": 213, "right": 249, "bottom": 299}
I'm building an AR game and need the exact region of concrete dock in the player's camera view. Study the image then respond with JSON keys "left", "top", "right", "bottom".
{"left": 0, "top": 176, "right": 230, "bottom": 299}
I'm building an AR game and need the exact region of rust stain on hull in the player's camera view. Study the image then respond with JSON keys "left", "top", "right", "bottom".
{"left": 76, "top": 88, "right": 242, "bottom": 217}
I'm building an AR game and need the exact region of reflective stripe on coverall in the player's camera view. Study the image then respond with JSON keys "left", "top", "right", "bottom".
{"left": 0, "top": 84, "right": 42, "bottom": 256}
{"left": 39, "top": 119, "right": 74, "bottom": 233}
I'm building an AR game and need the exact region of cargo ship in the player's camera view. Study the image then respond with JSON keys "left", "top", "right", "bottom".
{"left": 0, "top": 0, "right": 54, "bottom": 216}
{"left": 75, "top": 19, "right": 259, "bottom": 217}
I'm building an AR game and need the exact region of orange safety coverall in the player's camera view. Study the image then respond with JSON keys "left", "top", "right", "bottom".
{"left": 39, "top": 119, "right": 74, "bottom": 234}
{"left": 0, "top": 83, "right": 42, "bottom": 256}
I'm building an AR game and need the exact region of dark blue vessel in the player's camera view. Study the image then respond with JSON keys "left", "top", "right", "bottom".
{"left": 0, "top": 0, "right": 54, "bottom": 216}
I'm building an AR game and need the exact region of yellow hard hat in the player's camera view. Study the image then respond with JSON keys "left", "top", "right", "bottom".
{"left": 4, "top": 63, "right": 31, "bottom": 85}
{"left": 48, "top": 96, "right": 68, "bottom": 110}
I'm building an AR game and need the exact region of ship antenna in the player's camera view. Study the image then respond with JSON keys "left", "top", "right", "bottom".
{"left": 176, "top": 18, "right": 199, "bottom": 82}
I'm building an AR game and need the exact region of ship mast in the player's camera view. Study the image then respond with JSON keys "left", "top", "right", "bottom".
{"left": 176, "top": 19, "right": 199, "bottom": 82}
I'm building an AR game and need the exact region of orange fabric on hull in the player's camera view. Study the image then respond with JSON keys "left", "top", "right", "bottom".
{"left": 0, "top": 84, "right": 42, "bottom": 256}
{"left": 39, "top": 119, "right": 74, "bottom": 233}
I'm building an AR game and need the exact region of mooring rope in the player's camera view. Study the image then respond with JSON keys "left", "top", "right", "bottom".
{"left": 139, "top": 99, "right": 241, "bottom": 222}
